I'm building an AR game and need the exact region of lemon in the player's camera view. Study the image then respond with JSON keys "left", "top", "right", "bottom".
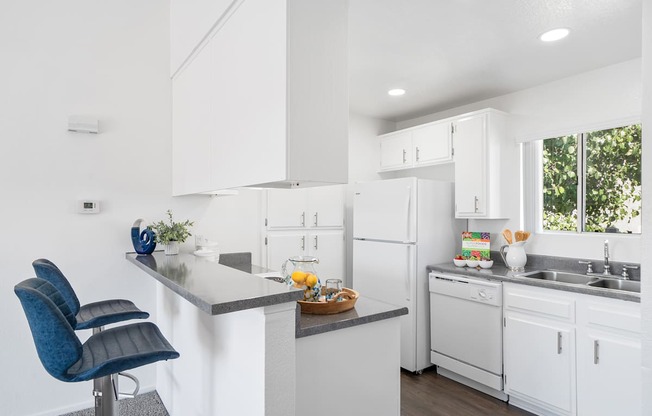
{"left": 291, "top": 271, "right": 307, "bottom": 284}
{"left": 305, "top": 273, "right": 318, "bottom": 288}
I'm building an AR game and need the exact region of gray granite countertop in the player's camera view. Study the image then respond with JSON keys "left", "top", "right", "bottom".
{"left": 428, "top": 263, "right": 640, "bottom": 303}
{"left": 126, "top": 252, "right": 304, "bottom": 315}
{"left": 295, "top": 297, "right": 408, "bottom": 338}
{"left": 127, "top": 252, "right": 408, "bottom": 337}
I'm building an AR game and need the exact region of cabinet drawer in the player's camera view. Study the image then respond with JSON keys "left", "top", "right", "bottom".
{"left": 585, "top": 303, "right": 640, "bottom": 334}
{"left": 504, "top": 286, "right": 575, "bottom": 322}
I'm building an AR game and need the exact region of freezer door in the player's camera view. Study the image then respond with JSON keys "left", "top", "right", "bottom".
{"left": 353, "top": 178, "right": 417, "bottom": 243}
{"left": 352, "top": 239, "right": 417, "bottom": 370}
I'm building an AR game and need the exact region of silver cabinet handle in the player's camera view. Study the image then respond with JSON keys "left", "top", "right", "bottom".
{"left": 557, "top": 332, "right": 563, "bottom": 354}
{"left": 301, "top": 212, "right": 305, "bottom": 227}
{"left": 301, "top": 236, "right": 305, "bottom": 251}
{"left": 474, "top": 196, "right": 479, "bottom": 213}
{"left": 314, "top": 212, "right": 318, "bottom": 227}
{"left": 594, "top": 340, "right": 600, "bottom": 364}
{"left": 314, "top": 236, "right": 318, "bottom": 250}
{"left": 402, "top": 149, "right": 407, "bottom": 163}
{"left": 415, "top": 147, "right": 420, "bottom": 162}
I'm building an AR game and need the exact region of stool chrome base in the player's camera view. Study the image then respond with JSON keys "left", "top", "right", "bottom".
{"left": 94, "top": 374, "right": 118, "bottom": 416}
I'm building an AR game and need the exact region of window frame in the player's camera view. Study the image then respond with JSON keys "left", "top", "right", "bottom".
{"left": 523, "top": 118, "right": 642, "bottom": 236}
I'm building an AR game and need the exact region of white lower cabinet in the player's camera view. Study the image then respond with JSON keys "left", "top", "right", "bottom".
{"left": 576, "top": 298, "right": 641, "bottom": 416}
{"left": 266, "top": 230, "right": 345, "bottom": 281}
{"left": 503, "top": 282, "right": 641, "bottom": 416}
{"left": 503, "top": 284, "right": 576, "bottom": 415}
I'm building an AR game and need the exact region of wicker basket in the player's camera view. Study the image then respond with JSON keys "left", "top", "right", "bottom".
{"left": 297, "top": 288, "right": 359, "bottom": 315}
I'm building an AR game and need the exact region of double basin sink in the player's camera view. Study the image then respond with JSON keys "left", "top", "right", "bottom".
{"left": 516, "top": 270, "right": 641, "bottom": 293}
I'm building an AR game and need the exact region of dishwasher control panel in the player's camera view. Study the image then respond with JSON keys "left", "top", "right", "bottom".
{"left": 429, "top": 272, "right": 503, "bottom": 307}
{"left": 470, "top": 286, "right": 498, "bottom": 302}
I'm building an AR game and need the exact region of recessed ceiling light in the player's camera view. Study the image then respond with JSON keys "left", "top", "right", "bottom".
{"left": 388, "top": 88, "right": 406, "bottom": 96}
{"left": 539, "top": 28, "right": 570, "bottom": 42}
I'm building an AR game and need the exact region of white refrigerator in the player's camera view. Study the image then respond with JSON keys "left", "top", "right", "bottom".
{"left": 352, "top": 177, "right": 462, "bottom": 372}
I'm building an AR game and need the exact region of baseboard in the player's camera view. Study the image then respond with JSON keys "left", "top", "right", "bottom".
{"left": 27, "top": 384, "right": 157, "bottom": 416}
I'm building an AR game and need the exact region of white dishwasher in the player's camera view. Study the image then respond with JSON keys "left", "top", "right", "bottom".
{"left": 429, "top": 273, "right": 507, "bottom": 401}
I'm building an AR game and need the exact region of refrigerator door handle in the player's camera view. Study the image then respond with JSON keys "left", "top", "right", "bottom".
{"left": 405, "top": 245, "right": 412, "bottom": 301}
{"left": 405, "top": 186, "right": 412, "bottom": 242}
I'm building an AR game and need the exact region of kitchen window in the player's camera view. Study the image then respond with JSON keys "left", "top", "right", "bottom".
{"left": 525, "top": 123, "right": 642, "bottom": 234}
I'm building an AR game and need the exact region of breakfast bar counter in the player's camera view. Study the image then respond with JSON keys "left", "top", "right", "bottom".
{"left": 126, "top": 251, "right": 406, "bottom": 416}
{"left": 126, "top": 252, "right": 304, "bottom": 314}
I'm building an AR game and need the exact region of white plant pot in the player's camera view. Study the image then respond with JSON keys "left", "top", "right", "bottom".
{"left": 164, "top": 241, "right": 180, "bottom": 255}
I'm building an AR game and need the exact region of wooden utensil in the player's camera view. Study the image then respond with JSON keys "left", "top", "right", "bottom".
{"left": 515, "top": 230, "right": 531, "bottom": 242}
{"left": 502, "top": 229, "right": 513, "bottom": 245}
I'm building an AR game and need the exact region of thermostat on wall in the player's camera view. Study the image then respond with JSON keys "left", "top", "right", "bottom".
{"left": 78, "top": 200, "right": 100, "bottom": 214}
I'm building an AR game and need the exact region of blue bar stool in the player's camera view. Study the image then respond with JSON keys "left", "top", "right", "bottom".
{"left": 32, "top": 259, "right": 150, "bottom": 330}
{"left": 15, "top": 278, "right": 179, "bottom": 416}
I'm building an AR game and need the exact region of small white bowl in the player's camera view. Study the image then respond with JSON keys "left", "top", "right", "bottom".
{"left": 479, "top": 260, "right": 494, "bottom": 269}
{"left": 466, "top": 260, "right": 479, "bottom": 268}
{"left": 453, "top": 258, "right": 466, "bottom": 267}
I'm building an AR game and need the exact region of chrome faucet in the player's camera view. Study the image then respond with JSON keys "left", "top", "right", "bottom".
{"left": 603, "top": 240, "right": 611, "bottom": 275}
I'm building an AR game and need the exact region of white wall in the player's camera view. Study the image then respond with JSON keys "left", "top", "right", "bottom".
{"left": 0, "top": 2, "right": 210, "bottom": 415}
{"left": 640, "top": 1, "right": 652, "bottom": 413}
{"left": 390, "top": 59, "right": 642, "bottom": 263}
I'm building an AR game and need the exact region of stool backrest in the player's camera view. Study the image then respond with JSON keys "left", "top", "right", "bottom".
{"left": 14, "top": 278, "right": 82, "bottom": 382}
{"left": 32, "top": 259, "right": 81, "bottom": 315}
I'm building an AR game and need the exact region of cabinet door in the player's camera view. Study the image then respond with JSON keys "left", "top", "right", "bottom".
{"left": 379, "top": 132, "right": 412, "bottom": 171}
{"left": 308, "top": 230, "right": 345, "bottom": 281}
{"left": 172, "top": 47, "right": 213, "bottom": 196}
{"left": 453, "top": 114, "right": 487, "bottom": 216}
{"left": 209, "top": 0, "right": 287, "bottom": 190}
{"left": 307, "top": 185, "right": 344, "bottom": 228}
{"left": 267, "top": 189, "right": 308, "bottom": 229}
{"left": 577, "top": 330, "right": 641, "bottom": 416}
{"left": 412, "top": 122, "right": 452, "bottom": 166}
{"left": 266, "top": 232, "right": 307, "bottom": 273}
{"left": 504, "top": 313, "right": 575, "bottom": 414}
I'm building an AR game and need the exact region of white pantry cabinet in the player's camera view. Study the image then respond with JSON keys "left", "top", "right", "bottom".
{"left": 171, "top": 0, "right": 348, "bottom": 195}
{"left": 576, "top": 297, "right": 641, "bottom": 416}
{"left": 503, "top": 284, "right": 576, "bottom": 416}
{"left": 379, "top": 120, "right": 452, "bottom": 171}
{"left": 452, "top": 109, "right": 507, "bottom": 218}
{"left": 265, "top": 186, "right": 346, "bottom": 281}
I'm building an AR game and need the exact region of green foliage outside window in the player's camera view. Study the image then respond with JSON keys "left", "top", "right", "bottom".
{"left": 542, "top": 124, "right": 642, "bottom": 233}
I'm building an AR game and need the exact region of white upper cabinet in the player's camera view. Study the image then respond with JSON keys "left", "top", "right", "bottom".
{"left": 378, "top": 120, "right": 452, "bottom": 172}
{"left": 379, "top": 131, "right": 412, "bottom": 171}
{"left": 412, "top": 121, "right": 452, "bottom": 165}
{"left": 453, "top": 109, "right": 507, "bottom": 219}
{"left": 171, "top": 0, "right": 348, "bottom": 195}
{"left": 266, "top": 186, "right": 344, "bottom": 230}
{"left": 170, "top": 0, "right": 235, "bottom": 76}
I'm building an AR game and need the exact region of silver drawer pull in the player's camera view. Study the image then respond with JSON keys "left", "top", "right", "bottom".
{"left": 594, "top": 340, "right": 600, "bottom": 364}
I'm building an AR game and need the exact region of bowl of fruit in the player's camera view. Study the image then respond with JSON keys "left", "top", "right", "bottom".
{"left": 453, "top": 255, "right": 466, "bottom": 267}
{"left": 478, "top": 257, "right": 494, "bottom": 269}
{"left": 465, "top": 256, "right": 480, "bottom": 268}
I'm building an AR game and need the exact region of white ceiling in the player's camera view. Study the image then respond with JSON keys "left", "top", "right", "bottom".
{"left": 348, "top": 0, "right": 642, "bottom": 122}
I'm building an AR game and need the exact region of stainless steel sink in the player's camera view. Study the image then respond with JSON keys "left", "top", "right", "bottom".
{"left": 517, "top": 270, "right": 600, "bottom": 285}
{"left": 587, "top": 279, "right": 641, "bottom": 293}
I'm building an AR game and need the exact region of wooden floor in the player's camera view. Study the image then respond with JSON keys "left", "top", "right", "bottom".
{"left": 401, "top": 367, "right": 534, "bottom": 416}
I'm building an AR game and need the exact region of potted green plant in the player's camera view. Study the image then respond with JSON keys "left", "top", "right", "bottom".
{"left": 149, "top": 210, "right": 194, "bottom": 255}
